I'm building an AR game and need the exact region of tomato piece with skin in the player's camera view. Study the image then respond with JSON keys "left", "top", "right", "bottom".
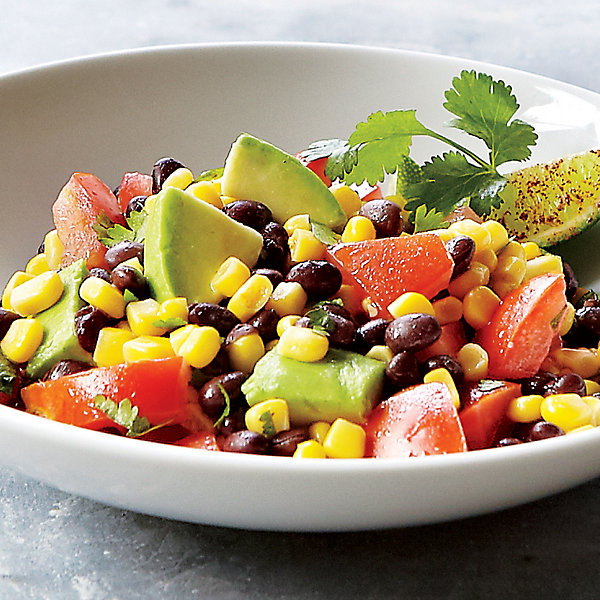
{"left": 21, "top": 357, "right": 200, "bottom": 432}
{"left": 117, "top": 171, "right": 153, "bottom": 212}
{"left": 459, "top": 380, "right": 522, "bottom": 450}
{"left": 416, "top": 321, "right": 467, "bottom": 361}
{"left": 295, "top": 155, "right": 332, "bottom": 187}
{"left": 476, "top": 273, "right": 567, "bottom": 379}
{"left": 52, "top": 172, "right": 125, "bottom": 270}
{"left": 365, "top": 382, "right": 468, "bottom": 458}
{"left": 325, "top": 233, "right": 454, "bottom": 318}
{"left": 176, "top": 431, "right": 221, "bottom": 451}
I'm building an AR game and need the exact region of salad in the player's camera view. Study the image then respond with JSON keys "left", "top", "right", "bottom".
{"left": 1, "top": 69, "right": 600, "bottom": 459}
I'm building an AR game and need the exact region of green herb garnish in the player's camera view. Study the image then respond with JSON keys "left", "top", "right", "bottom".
{"left": 94, "top": 395, "right": 155, "bottom": 438}
{"left": 213, "top": 383, "right": 231, "bottom": 428}
{"left": 152, "top": 317, "right": 188, "bottom": 329}
{"left": 93, "top": 208, "right": 148, "bottom": 247}
{"left": 192, "top": 167, "right": 224, "bottom": 183}
{"left": 310, "top": 221, "right": 341, "bottom": 245}
{"left": 259, "top": 410, "right": 276, "bottom": 437}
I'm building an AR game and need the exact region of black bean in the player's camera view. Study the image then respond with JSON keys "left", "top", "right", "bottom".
{"left": 496, "top": 437, "right": 523, "bottom": 447}
{"left": 74, "top": 305, "right": 113, "bottom": 352}
{"left": 252, "top": 268, "right": 284, "bottom": 288}
{"left": 125, "top": 195, "right": 147, "bottom": 217}
{"left": 355, "top": 318, "right": 391, "bottom": 351}
{"left": 43, "top": 359, "right": 91, "bottom": 381}
{"left": 286, "top": 260, "right": 342, "bottom": 300}
{"left": 104, "top": 241, "right": 144, "bottom": 270}
{"left": 320, "top": 302, "right": 354, "bottom": 323}
{"left": 248, "top": 309, "right": 279, "bottom": 341}
{"left": 152, "top": 157, "right": 186, "bottom": 194}
{"left": 222, "top": 430, "right": 269, "bottom": 454}
{"left": 225, "top": 324, "right": 259, "bottom": 345}
{"left": 358, "top": 199, "right": 403, "bottom": 238}
{"left": 327, "top": 313, "right": 356, "bottom": 348}
{"left": 217, "top": 410, "right": 246, "bottom": 437}
{"left": 88, "top": 267, "right": 112, "bottom": 283}
{"left": 270, "top": 428, "right": 309, "bottom": 456}
{"left": 201, "top": 346, "right": 232, "bottom": 378}
{"left": 0, "top": 308, "right": 19, "bottom": 339}
{"left": 198, "top": 371, "right": 247, "bottom": 417}
{"left": 111, "top": 264, "right": 149, "bottom": 298}
{"left": 520, "top": 371, "right": 558, "bottom": 397}
{"left": 385, "top": 351, "right": 421, "bottom": 390}
{"left": 222, "top": 200, "right": 272, "bottom": 231}
{"left": 445, "top": 235, "right": 476, "bottom": 279}
{"left": 421, "top": 354, "right": 464, "bottom": 385}
{"left": 575, "top": 305, "right": 600, "bottom": 336}
{"left": 526, "top": 421, "right": 565, "bottom": 442}
{"left": 256, "top": 238, "right": 286, "bottom": 271}
{"left": 188, "top": 302, "right": 240, "bottom": 337}
{"left": 385, "top": 313, "right": 442, "bottom": 354}
{"left": 546, "top": 372, "right": 586, "bottom": 396}
{"left": 562, "top": 261, "right": 578, "bottom": 300}
{"left": 261, "top": 221, "right": 289, "bottom": 248}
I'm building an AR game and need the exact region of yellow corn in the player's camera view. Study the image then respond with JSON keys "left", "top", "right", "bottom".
{"left": 266, "top": 281, "right": 308, "bottom": 317}
{"left": 585, "top": 379, "right": 600, "bottom": 395}
{"left": 551, "top": 347, "right": 599, "bottom": 379}
{"left": 480, "top": 220, "right": 509, "bottom": 253}
{"left": 433, "top": 228, "right": 455, "bottom": 244}
{"left": 2, "top": 271, "right": 33, "bottom": 310}
{"left": 387, "top": 292, "right": 435, "bottom": 319}
{"left": 448, "top": 261, "right": 490, "bottom": 299}
{"left": 448, "top": 219, "right": 492, "bottom": 252}
{"left": 472, "top": 248, "right": 498, "bottom": 272}
{"left": 186, "top": 180, "right": 223, "bottom": 208}
{"left": 25, "top": 253, "right": 50, "bottom": 276}
{"left": 524, "top": 254, "right": 563, "bottom": 282}
{"left": 93, "top": 327, "right": 135, "bottom": 367}
{"left": 10, "top": 271, "right": 64, "bottom": 316}
{"left": 490, "top": 254, "right": 526, "bottom": 297}
{"left": 172, "top": 325, "right": 221, "bottom": 368}
{"left": 126, "top": 298, "right": 166, "bottom": 336}
{"left": 79, "top": 276, "right": 125, "bottom": 319}
{"left": 433, "top": 296, "right": 463, "bottom": 325}
{"left": 293, "top": 439, "right": 327, "bottom": 458}
{"left": 567, "top": 424, "right": 596, "bottom": 434}
{"left": 277, "top": 326, "right": 329, "bottom": 362}
{"left": 122, "top": 335, "right": 175, "bottom": 362}
{"left": 462, "top": 285, "right": 501, "bottom": 330}
{"left": 331, "top": 185, "right": 362, "bottom": 217}
{"left": 365, "top": 344, "right": 394, "bottom": 364}
{"left": 507, "top": 394, "right": 544, "bottom": 423}
{"left": 334, "top": 284, "right": 362, "bottom": 315}
{"left": 322, "top": 418, "right": 366, "bottom": 459}
{"left": 341, "top": 215, "right": 376, "bottom": 243}
{"left": 276, "top": 314, "right": 301, "bottom": 337}
{"left": 169, "top": 325, "right": 196, "bottom": 354}
{"left": 423, "top": 367, "right": 461, "bottom": 408}
{"left": 227, "top": 274, "right": 274, "bottom": 322}
{"left": 245, "top": 398, "right": 290, "bottom": 437}
{"left": 43, "top": 230, "right": 64, "bottom": 270}
{"left": 521, "top": 241, "right": 542, "bottom": 260}
{"left": 227, "top": 329, "right": 265, "bottom": 373}
{"left": 498, "top": 240, "right": 526, "bottom": 261}
{"left": 288, "top": 228, "right": 326, "bottom": 262}
{"left": 0, "top": 318, "right": 44, "bottom": 363}
{"left": 583, "top": 396, "right": 600, "bottom": 426}
{"left": 119, "top": 256, "right": 144, "bottom": 274}
{"left": 162, "top": 167, "right": 194, "bottom": 190}
{"left": 283, "top": 213, "right": 311, "bottom": 235}
{"left": 159, "top": 297, "right": 189, "bottom": 323}
{"left": 457, "top": 342, "right": 489, "bottom": 382}
{"left": 361, "top": 297, "right": 379, "bottom": 318}
{"left": 210, "top": 256, "right": 251, "bottom": 298}
{"left": 558, "top": 302, "right": 576, "bottom": 337}
{"left": 541, "top": 393, "right": 593, "bottom": 432}
{"left": 309, "top": 421, "right": 331, "bottom": 444}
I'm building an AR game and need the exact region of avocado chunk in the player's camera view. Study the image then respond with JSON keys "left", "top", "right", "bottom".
{"left": 144, "top": 187, "right": 263, "bottom": 303}
{"left": 241, "top": 348, "right": 385, "bottom": 425}
{"left": 221, "top": 133, "right": 347, "bottom": 230}
{"left": 26, "top": 259, "right": 92, "bottom": 379}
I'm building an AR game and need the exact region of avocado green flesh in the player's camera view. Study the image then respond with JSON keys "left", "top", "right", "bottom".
{"left": 144, "top": 187, "right": 263, "bottom": 303}
{"left": 26, "top": 259, "right": 92, "bottom": 379}
{"left": 490, "top": 149, "right": 600, "bottom": 248}
{"left": 241, "top": 348, "right": 386, "bottom": 426}
{"left": 221, "top": 133, "right": 347, "bottom": 230}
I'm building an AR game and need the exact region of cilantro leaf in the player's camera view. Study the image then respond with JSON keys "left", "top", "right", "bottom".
{"left": 94, "top": 395, "right": 153, "bottom": 438}
{"left": 152, "top": 317, "right": 188, "bottom": 329}
{"left": 395, "top": 154, "right": 424, "bottom": 196}
{"left": 297, "top": 139, "right": 347, "bottom": 163}
{"left": 213, "top": 383, "right": 231, "bottom": 428}
{"left": 303, "top": 306, "right": 336, "bottom": 336}
{"left": 325, "top": 142, "right": 359, "bottom": 182}
{"left": 93, "top": 209, "right": 148, "bottom": 248}
{"left": 412, "top": 204, "right": 450, "bottom": 233}
{"left": 193, "top": 167, "right": 224, "bottom": 183}
{"left": 311, "top": 221, "right": 341, "bottom": 245}
{"left": 259, "top": 410, "right": 276, "bottom": 437}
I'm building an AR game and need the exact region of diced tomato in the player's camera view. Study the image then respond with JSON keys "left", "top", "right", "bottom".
{"left": 350, "top": 181, "right": 383, "bottom": 202}
{"left": 459, "top": 380, "right": 522, "bottom": 450}
{"left": 476, "top": 273, "right": 567, "bottom": 379}
{"left": 117, "top": 171, "right": 153, "bottom": 212}
{"left": 176, "top": 431, "right": 221, "bottom": 451}
{"left": 416, "top": 321, "right": 467, "bottom": 361}
{"left": 295, "top": 155, "right": 332, "bottom": 186}
{"left": 364, "top": 382, "right": 468, "bottom": 458}
{"left": 52, "top": 172, "right": 125, "bottom": 270}
{"left": 326, "top": 233, "right": 454, "bottom": 318}
{"left": 21, "top": 357, "right": 199, "bottom": 432}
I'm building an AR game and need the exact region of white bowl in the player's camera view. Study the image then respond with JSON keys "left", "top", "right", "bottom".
{"left": 1, "top": 42, "right": 600, "bottom": 531}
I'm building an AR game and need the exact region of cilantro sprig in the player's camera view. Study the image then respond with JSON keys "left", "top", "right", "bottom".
{"left": 94, "top": 395, "right": 158, "bottom": 438}
{"left": 93, "top": 208, "right": 148, "bottom": 247}
{"left": 324, "top": 70, "right": 537, "bottom": 222}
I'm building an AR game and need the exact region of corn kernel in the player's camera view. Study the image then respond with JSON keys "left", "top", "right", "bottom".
{"left": 266, "top": 281, "right": 308, "bottom": 317}
{"left": 126, "top": 298, "right": 166, "bottom": 336}
{"left": 227, "top": 274, "right": 274, "bottom": 322}
{"left": 10, "top": 270, "right": 64, "bottom": 316}
{"left": 276, "top": 315, "right": 301, "bottom": 337}
{"left": 583, "top": 396, "right": 600, "bottom": 426}
{"left": 567, "top": 424, "right": 596, "bottom": 434}
{"left": 490, "top": 254, "right": 526, "bottom": 297}
{"left": 2, "top": 271, "right": 33, "bottom": 310}
{"left": 334, "top": 284, "right": 362, "bottom": 315}
{"left": 122, "top": 335, "right": 175, "bottom": 362}
{"left": 277, "top": 326, "right": 329, "bottom": 362}
{"left": 211, "top": 179, "right": 222, "bottom": 195}
{"left": 162, "top": 167, "right": 194, "bottom": 190}
{"left": 362, "top": 297, "right": 379, "bottom": 318}
{"left": 210, "top": 256, "right": 251, "bottom": 298}
{"left": 387, "top": 292, "right": 434, "bottom": 319}
{"left": 448, "top": 219, "right": 492, "bottom": 252}
{"left": 480, "top": 220, "right": 509, "bottom": 253}
{"left": 585, "top": 380, "right": 600, "bottom": 395}
{"left": 462, "top": 285, "right": 501, "bottom": 330}
{"left": 119, "top": 256, "right": 144, "bottom": 274}
{"left": 551, "top": 347, "right": 599, "bottom": 379}
{"left": 331, "top": 184, "right": 362, "bottom": 217}
{"left": 174, "top": 325, "right": 221, "bottom": 368}
{"left": 79, "top": 276, "right": 125, "bottom": 319}
{"left": 558, "top": 302, "right": 576, "bottom": 337}
{"left": 433, "top": 228, "right": 455, "bottom": 244}
{"left": 498, "top": 240, "right": 526, "bottom": 261}
{"left": 322, "top": 418, "right": 366, "bottom": 459}
{"left": 288, "top": 228, "right": 326, "bottom": 262}
{"left": 448, "top": 262, "right": 490, "bottom": 299}
{"left": 186, "top": 180, "right": 223, "bottom": 208}
{"left": 433, "top": 296, "right": 463, "bottom": 325}
{"left": 423, "top": 367, "right": 461, "bottom": 408}
{"left": 159, "top": 297, "right": 189, "bottom": 323}
{"left": 25, "top": 253, "right": 50, "bottom": 276}
{"left": 309, "top": 421, "right": 331, "bottom": 444}
{"left": 457, "top": 342, "right": 489, "bottom": 382}
{"left": 283, "top": 213, "right": 311, "bottom": 235}
{"left": 169, "top": 324, "right": 196, "bottom": 354}
{"left": 0, "top": 318, "right": 44, "bottom": 363}
{"left": 227, "top": 329, "right": 265, "bottom": 373}
{"left": 524, "top": 254, "right": 563, "bottom": 282}
{"left": 507, "top": 394, "right": 544, "bottom": 423}
{"left": 541, "top": 393, "right": 593, "bottom": 432}
{"left": 93, "top": 327, "right": 135, "bottom": 367}
{"left": 293, "top": 439, "right": 327, "bottom": 458}
{"left": 365, "top": 344, "right": 394, "bottom": 364}
{"left": 522, "top": 241, "right": 542, "bottom": 261}
{"left": 43, "top": 230, "right": 64, "bottom": 270}
{"left": 245, "top": 399, "right": 290, "bottom": 437}
{"left": 341, "top": 215, "right": 376, "bottom": 243}
{"left": 472, "top": 247, "right": 498, "bottom": 272}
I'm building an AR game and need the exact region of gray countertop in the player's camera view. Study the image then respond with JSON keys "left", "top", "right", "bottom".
{"left": 2, "top": 1, "right": 600, "bottom": 598}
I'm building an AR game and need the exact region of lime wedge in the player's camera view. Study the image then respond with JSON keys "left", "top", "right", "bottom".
{"left": 490, "top": 150, "right": 600, "bottom": 247}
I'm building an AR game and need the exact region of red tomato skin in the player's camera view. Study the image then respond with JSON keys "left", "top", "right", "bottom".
{"left": 416, "top": 321, "right": 467, "bottom": 361}
{"left": 296, "top": 155, "right": 332, "bottom": 186}
{"left": 176, "top": 431, "right": 221, "bottom": 451}
{"left": 459, "top": 381, "right": 522, "bottom": 450}
{"left": 476, "top": 273, "right": 567, "bottom": 379}
{"left": 52, "top": 172, "right": 125, "bottom": 270}
{"left": 117, "top": 172, "right": 153, "bottom": 212}
{"left": 365, "top": 382, "right": 468, "bottom": 458}
{"left": 326, "top": 233, "right": 454, "bottom": 318}
{"left": 21, "top": 357, "right": 195, "bottom": 431}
